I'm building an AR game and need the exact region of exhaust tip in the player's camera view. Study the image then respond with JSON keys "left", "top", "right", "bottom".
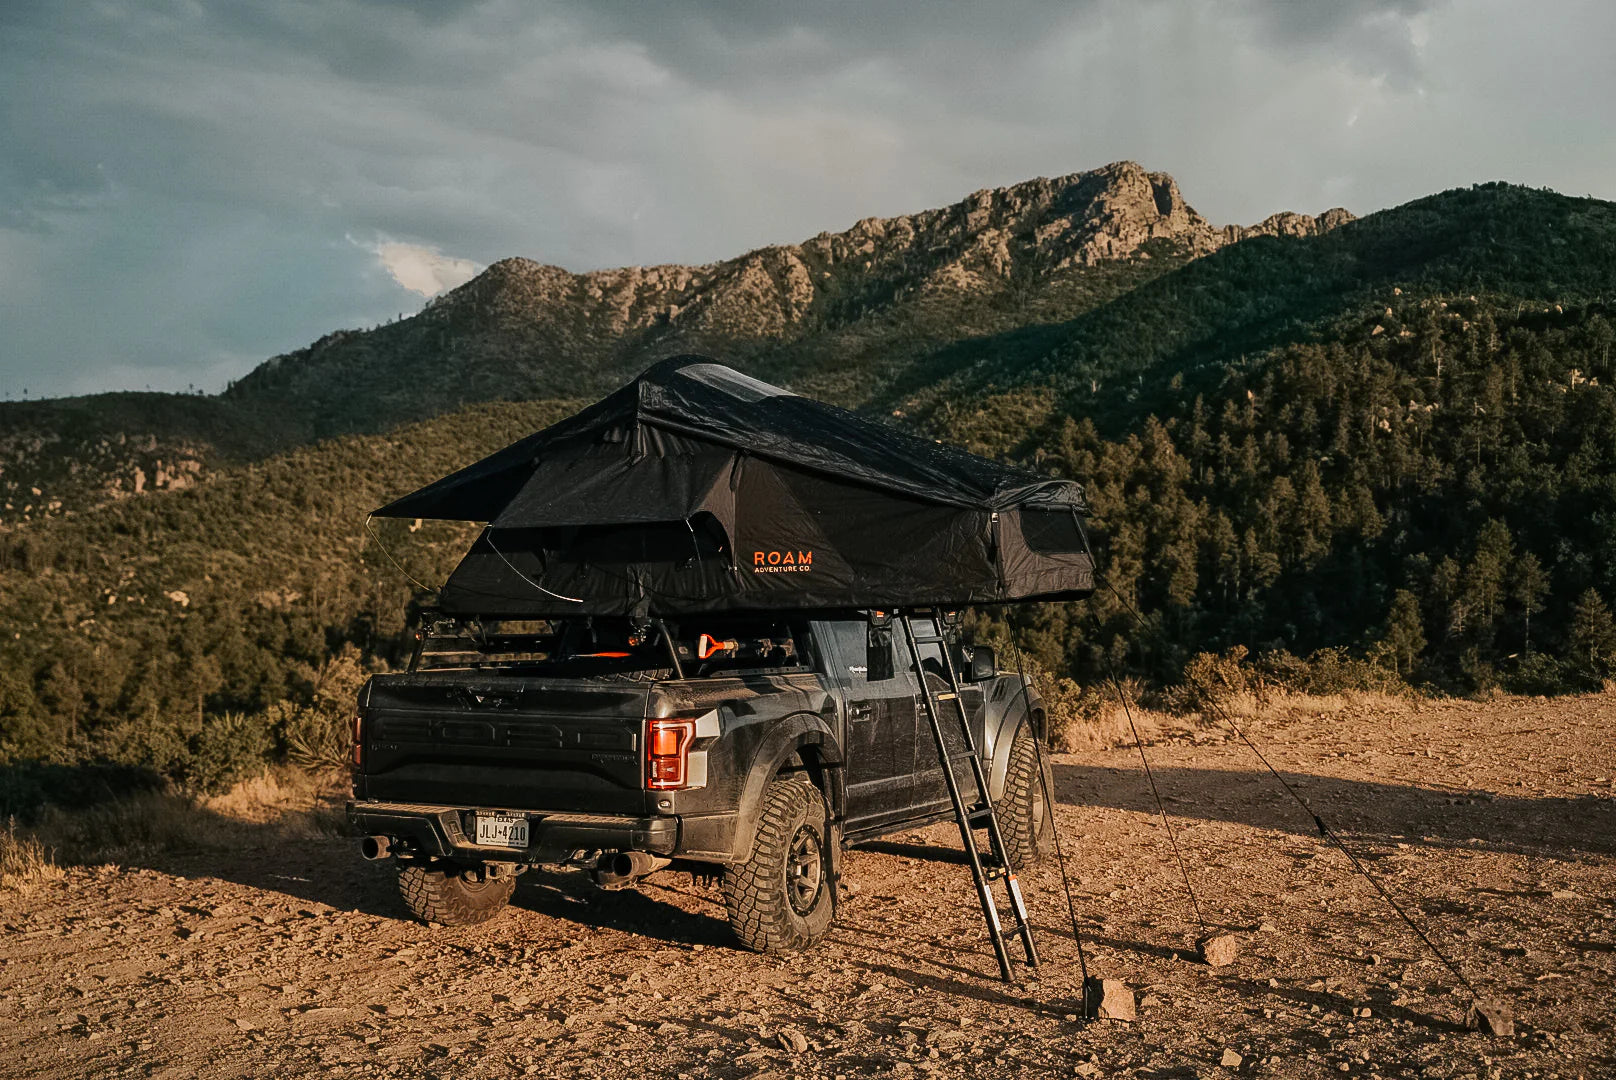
{"left": 360, "top": 835, "right": 392, "bottom": 861}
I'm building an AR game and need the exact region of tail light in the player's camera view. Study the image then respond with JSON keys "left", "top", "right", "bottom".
{"left": 351, "top": 711, "right": 365, "bottom": 770}
{"left": 645, "top": 716, "right": 697, "bottom": 790}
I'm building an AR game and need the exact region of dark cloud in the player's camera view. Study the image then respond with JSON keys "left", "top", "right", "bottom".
{"left": 0, "top": 0, "right": 1610, "bottom": 399}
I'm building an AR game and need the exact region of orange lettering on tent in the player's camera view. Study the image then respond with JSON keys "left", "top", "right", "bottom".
{"left": 798, "top": 551, "right": 812, "bottom": 565}
{"left": 781, "top": 551, "right": 795, "bottom": 565}
{"left": 753, "top": 551, "right": 765, "bottom": 566}
{"left": 767, "top": 551, "right": 782, "bottom": 565}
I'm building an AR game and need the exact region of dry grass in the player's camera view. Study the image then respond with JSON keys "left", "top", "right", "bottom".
{"left": 1048, "top": 687, "right": 1419, "bottom": 753}
{"left": 0, "top": 817, "right": 64, "bottom": 892}
{"left": 22, "top": 767, "right": 350, "bottom": 868}
{"left": 200, "top": 767, "right": 348, "bottom": 831}
{"left": 1054, "top": 700, "right": 1195, "bottom": 751}
{"left": 1207, "top": 688, "right": 1415, "bottom": 722}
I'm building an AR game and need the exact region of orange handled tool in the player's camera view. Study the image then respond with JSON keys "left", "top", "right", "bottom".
{"left": 696, "top": 633, "right": 738, "bottom": 659}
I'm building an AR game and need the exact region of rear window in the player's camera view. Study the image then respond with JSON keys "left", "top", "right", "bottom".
{"left": 413, "top": 615, "right": 808, "bottom": 679}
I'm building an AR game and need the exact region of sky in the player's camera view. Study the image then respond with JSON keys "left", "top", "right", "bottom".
{"left": 2, "top": 0, "right": 1613, "bottom": 401}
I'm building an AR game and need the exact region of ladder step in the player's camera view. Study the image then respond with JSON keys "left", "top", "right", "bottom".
{"left": 910, "top": 635, "right": 947, "bottom": 645}
{"left": 934, "top": 691, "right": 959, "bottom": 701}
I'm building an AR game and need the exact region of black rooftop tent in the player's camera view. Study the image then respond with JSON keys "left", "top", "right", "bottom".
{"left": 373, "top": 356, "right": 1094, "bottom": 617}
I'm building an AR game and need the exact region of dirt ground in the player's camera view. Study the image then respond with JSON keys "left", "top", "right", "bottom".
{"left": 2, "top": 691, "right": 1613, "bottom": 1080}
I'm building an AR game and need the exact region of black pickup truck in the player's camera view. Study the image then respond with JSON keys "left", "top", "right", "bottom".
{"left": 348, "top": 610, "right": 1050, "bottom": 952}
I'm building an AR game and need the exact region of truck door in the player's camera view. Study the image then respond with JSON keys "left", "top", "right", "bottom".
{"left": 815, "top": 620, "right": 918, "bottom": 829}
{"left": 906, "top": 616, "right": 988, "bottom": 816}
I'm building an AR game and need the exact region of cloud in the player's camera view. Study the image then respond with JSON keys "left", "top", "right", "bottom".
{"left": 0, "top": 0, "right": 1613, "bottom": 399}
{"left": 363, "top": 239, "right": 483, "bottom": 297}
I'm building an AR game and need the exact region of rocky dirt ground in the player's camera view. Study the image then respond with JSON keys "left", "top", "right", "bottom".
{"left": 2, "top": 691, "right": 1612, "bottom": 1080}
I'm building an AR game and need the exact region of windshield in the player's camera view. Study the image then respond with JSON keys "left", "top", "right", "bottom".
{"left": 412, "top": 615, "right": 809, "bottom": 679}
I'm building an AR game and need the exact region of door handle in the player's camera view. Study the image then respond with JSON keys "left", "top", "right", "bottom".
{"left": 849, "top": 704, "right": 874, "bottom": 721}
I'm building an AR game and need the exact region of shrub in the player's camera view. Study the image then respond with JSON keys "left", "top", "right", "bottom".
{"left": 275, "top": 644, "right": 372, "bottom": 772}
{"left": 1257, "top": 646, "right": 1407, "bottom": 696}
{"left": 1502, "top": 653, "right": 1567, "bottom": 695}
{"left": 1169, "top": 645, "right": 1258, "bottom": 714}
{"left": 183, "top": 711, "right": 274, "bottom": 795}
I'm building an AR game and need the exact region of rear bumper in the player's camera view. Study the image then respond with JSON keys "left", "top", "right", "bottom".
{"left": 347, "top": 800, "right": 679, "bottom": 863}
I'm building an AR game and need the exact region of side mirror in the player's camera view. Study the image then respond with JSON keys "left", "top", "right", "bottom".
{"left": 969, "top": 646, "right": 996, "bottom": 682}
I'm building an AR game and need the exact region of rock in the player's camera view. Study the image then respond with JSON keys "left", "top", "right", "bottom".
{"left": 232, "top": 1018, "right": 257, "bottom": 1031}
{"left": 1083, "top": 978, "right": 1135, "bottom": 1021}
{"left": 1465, "top": 999, "right": 1514, "bottom": 1036}
{"left": 1221, "top": 1048, "right": 1243, "bottom": 1067}
{"left": 1550, "top": 889, "right": 1578, "bottom": 899}
{"left": 776, "top": 1027, "right": 809, "bottom": 1054}
{"left": 1258, "top": 923, "right": 1278, "bottom": 933}
{"left": 1198, "top": 933, "right": 1241, "bottom": 967}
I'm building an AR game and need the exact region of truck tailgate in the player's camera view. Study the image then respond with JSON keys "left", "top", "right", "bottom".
{"left": 357, "top": 674, "right": 651, "bottom": 813}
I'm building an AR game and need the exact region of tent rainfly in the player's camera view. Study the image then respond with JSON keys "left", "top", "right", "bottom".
{"left": 373, "top": 356, "right": 1094, "bottom": 617}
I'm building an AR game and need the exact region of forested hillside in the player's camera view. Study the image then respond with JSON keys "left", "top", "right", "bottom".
{"left": 2, "top": 174, "right": 1614, "bottom": 798}
{"left": 0, "top": 401, "right": 576, "bottom": 798}
{"left": 943, "top": 294, "right": 1616, "bottom": 696}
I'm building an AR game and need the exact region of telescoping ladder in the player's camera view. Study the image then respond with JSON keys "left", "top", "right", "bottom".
{"left": 898, "top": 612, "right": 1039, "bottom": 982}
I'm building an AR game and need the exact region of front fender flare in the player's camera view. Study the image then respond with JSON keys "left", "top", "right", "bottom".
{"left": 983, "top": 675, "right": 1043, "bottom": 802}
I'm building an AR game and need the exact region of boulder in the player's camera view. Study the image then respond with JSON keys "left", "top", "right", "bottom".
{"left": 1083, "top": 978, "right": 1135, "bottom": 1021}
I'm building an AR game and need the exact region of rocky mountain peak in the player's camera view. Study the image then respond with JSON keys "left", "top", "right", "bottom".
{"left": 430, "top": 163, "right": 1354, "bottom": 338}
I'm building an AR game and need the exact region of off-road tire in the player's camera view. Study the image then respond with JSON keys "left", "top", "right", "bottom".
{"left": 722, "top": 778, "right": 835, "bottom": 953}
{"left": 998, "top": 726, "right": 1054, "bottom": 870}
{"left": 397, "top": 862, "right": 516, "bottom": 926}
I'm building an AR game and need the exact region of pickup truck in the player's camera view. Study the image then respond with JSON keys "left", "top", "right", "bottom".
{"left": 347, "top": 610, "right": 1050, "bottom": 952}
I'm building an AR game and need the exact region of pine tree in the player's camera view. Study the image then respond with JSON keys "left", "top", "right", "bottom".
{"left": 1381, "top": 589, "right": 1426, "bottom": 678}
{"left": 1568, "top": 589, "right": 1616, "bottom": 680}
{"left": 1291, "top": 461, "right": 1333, "bottom": 567}
{"left": 1512, "top": 551, "right": 1550, "bottom": 655}
{"left": 1465, "top": 519, "right": 1513, "bottom": 631}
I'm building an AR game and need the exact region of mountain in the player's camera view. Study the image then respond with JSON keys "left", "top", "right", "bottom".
{"left": 4, "top": 166, "right": 1616, "bottom": 796}
{"left": 221, "top": 160, "right": 1349, "bottom": 432}
{"left": 0, "top": 162, "right": 1347, "bottom": 528}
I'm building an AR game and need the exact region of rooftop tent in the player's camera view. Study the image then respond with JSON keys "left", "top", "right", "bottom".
{"left": 372, "top": 356, "right": 1094, "bottom": 617}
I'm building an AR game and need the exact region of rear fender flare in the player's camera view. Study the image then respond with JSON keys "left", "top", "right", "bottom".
{"left": 730, "top": 711, "right": 844, "bottom": 864}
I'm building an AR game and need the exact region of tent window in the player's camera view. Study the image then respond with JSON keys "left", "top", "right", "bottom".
{"left": 1020, "top": 510, "right": 1086, "bottom": 554}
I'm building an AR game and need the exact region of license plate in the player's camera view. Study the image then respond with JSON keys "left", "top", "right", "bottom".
{"left": 474, "top": 813, "right": 530, "bottom": 849}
